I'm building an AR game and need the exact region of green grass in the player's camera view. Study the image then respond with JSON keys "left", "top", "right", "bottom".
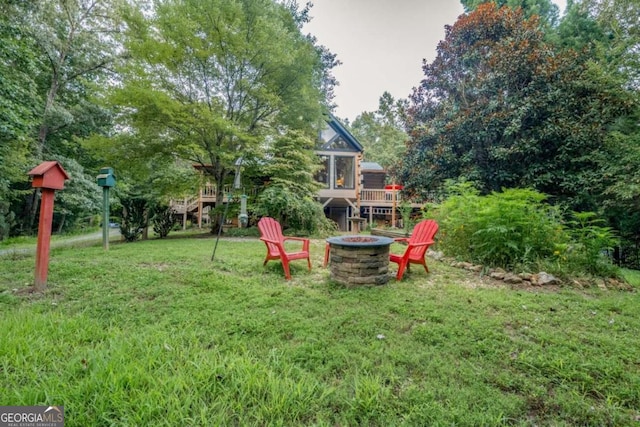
{"left": 1, "top": 235, "right": 639, "bottom": 426}
{"left": 621, "top": 268, "right": 640, "bottom": 287}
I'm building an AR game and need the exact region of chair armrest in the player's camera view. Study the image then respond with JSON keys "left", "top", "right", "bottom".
{"left": 410, "top": 240, "right": 435, "bottom": 248}
{"left": 283, "top": 236, "right": 310, "bottom": 251}
{"left": 260, "top": 236, "right": 281, "bottom": 245}
{"left": 394, "top": 237, "right": 409, "bottom": 244}
{"left": 283, "top": 236, "right": 309, "bottom": 242}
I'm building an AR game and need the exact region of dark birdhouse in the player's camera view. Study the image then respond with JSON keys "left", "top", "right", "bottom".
{"left": 28, "top": 161, "right": 70, "bottom": 190}
{"left": 96, "top": 167, "right": 116, "bottom": 187}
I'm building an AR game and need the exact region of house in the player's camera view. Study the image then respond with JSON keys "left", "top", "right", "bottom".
{"left": 314, "top": 115, "right": 422, "bottom": 231}
{"left": 172, "top": 115, "right": 425, "bottom": 230}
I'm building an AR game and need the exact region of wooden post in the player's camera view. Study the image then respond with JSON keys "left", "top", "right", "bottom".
{"left": 34, "top": 189, "right": 55, "bottom": 291}
{"left": 96, "top": 167, "right": 115, "bottom": 250}
{"left": 183, "top": 197, "right": 187, "bottom": 230}
{"left": 198, "top": 187, "right": 203, "bottom": 228}
{"left": 392, "top": 185, "right": 397, "bottom": 229}
{"left": 28, "top": 161, "right": 69, "bottom": 292}
{"left": 101, "top": 187, "right": 110, "bottom": 250}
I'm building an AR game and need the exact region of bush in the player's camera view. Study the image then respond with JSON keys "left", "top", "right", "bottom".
{"left": 429, "top": 181, "right": 621, "bottom": 278}
{"left": 151, "top": 205, "right": 177, "bottom": 238}
{"left": 254, "top": 185, "right": 336, "bottom": 236}
{"left": 119, "top": 196, "right": 148, "bottom": 242}
{"left": 564, "top": 212, "right": 619, "bottom": 277}
{"left": 430, "top": 182, "right": 566, "bottom": 270}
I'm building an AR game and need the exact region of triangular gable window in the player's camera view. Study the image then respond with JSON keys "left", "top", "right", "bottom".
{"left": 320, "top": 134, "right": 350, "bottom": 150}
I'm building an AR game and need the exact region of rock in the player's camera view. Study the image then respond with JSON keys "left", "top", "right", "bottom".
{"left": 471, "top": 265, "right": 484, "bottom": 272}
{"left": 459, "top": 262, "right": 474, "bottom": 270}
{"left": 503, "top": 273, "right": 523, "bottom": 284}
{"left": 490, "top": 271, "right": 505, "bottom": 280}
{"left": 597, "top": 280, "right": 608, "bottom": 291}
{"left": 427, "top": 250, "right": 444, "bottom": 261}
{"left": 537, "top": 272, "right": 559, "bottom": 286}
{"left": 519, "top": 273, "right": 533, "bottom": 281}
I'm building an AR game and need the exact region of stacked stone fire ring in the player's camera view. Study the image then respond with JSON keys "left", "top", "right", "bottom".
{"left": 325, "top": 235, "right": 394, "bottom": 286}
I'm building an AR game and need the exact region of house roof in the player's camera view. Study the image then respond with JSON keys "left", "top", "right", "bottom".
{"left": 361, "top": 162, "right": 385, "bottom": 172}
{"left": 319, "top": 114, "right": 364, "bottom": 152}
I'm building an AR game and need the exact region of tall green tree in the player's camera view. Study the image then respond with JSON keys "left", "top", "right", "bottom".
{"left": 555, "top": 0, "right": 640, "bottom": 264}
{"left": 2, "top": 0, "right": 126, "bottom": 234}
{"left": 107, "top": 0, "right": 332, "bottom": 230}
{"left": 349, "top": 92, "right": 408, "bottom": 175}
{"left": 0, "top": 2, "right": 43, "bottom": 238}
{"left": 400, "top": 3, "right": 632, "bottom": 210}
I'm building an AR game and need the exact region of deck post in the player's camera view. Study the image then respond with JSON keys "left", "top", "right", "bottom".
{"left": 183, "top": 197, "right": 187, "bottom": 230}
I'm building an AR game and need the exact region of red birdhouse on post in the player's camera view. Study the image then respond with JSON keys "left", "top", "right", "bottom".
{"left": 28, "top": 161, "right": 70, "bottom": 292}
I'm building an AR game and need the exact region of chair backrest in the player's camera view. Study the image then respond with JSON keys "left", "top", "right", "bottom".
{"left": 407, "top": 219, "right": 439, "bottom": 256}
{"left": 408, "top": 220, "right": 438, "bottom": 244}
{"left": 258, "top": 217, "right": 284, "bottom": 252}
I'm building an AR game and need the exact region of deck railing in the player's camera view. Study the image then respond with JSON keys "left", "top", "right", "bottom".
{"left": 360, "top": 189, "right": 403, "bottom": 204}
{"left": 173, "top": 186, "right": 437, "bottom": 214}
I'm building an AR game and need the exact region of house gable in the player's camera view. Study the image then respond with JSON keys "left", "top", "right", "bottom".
{"left": 317, "top": 114, "right": 363, "bottom": 153}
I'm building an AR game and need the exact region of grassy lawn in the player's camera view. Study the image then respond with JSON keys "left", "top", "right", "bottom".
{"left": 1, "top": 233, "right": 639, "bottom": 426}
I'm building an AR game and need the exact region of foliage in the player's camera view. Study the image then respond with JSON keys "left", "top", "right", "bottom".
{"left": 253, "top": 129, "right": 334, "bottom": 235}
{"left": 0, "top": 201, "right": 15, "bottom": 242}
{"left": 429, "top": 181, "right": 566, "bottom": 270}
{"left": 118, "top": 195, "right": 149, "bottom": 242}
{"left": 51, "top": 157, "right": 102, "bottom": 233}
{"left": 111, "top": 0, "right": 333, "bottom": 230}
{"left": 400, "top": 3, "right": 633, "bottom": 213}
{"left": 429, "top": 181, "right": 620, "bottom": 277}
{"left": 151, "top": 205, "right": 177, "bottom": 239}
{"left": 349, "top": 92, "right": 408, "bottom": 173}
{"left": 460, "top": 0, "right": 560, "bottom": 26}
{"left": 1, "top": 237, "right": 639, "bottom": 425}
{"left": 261, "top": 130, "right": 322, "bottom": 197}
{"left": 254, "top": 186, "right": 335, "bottom": 236}
{"left": 565, "top": 212, "right": 619, "bottom": 277}
{"left": 1, "top": 0, "right": 124, "bottom": 235}
{"left": 0, "top": 2, "right": 39, "bottom": 209}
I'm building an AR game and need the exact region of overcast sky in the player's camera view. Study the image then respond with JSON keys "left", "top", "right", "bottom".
{"left": 304, "top": 0, "right": 567, "bottom": 122}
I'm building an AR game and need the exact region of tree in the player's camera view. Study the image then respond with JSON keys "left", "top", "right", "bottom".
{"left": 2, "top": 0, "right": 126, "bottom": 234}
{"left": 349, "top": 92, "right": 408, "bottom": 174}
{"left": 554, "top": 0, "right": 640, "bottom": 265}
{"left": 254, "top": 130, "right": 330, "bottom": 232}
{"left": 460, "top": 0, "right": 560, "bottom": 26}
{"left": 400, "top": 3, "right": 632, "bottom": 210}
{"left": 0, "top": 2, "right": 41, "bottom": 238}
{"left": 109, "top": 0, "right": 332, "bottom": 230}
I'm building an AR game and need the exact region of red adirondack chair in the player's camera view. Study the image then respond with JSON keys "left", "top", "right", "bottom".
{"left": 258, "top": 217, "right": 311, "bottom": 280}
{"left": 389, "top": 219, "right": 439, "bottom": 281}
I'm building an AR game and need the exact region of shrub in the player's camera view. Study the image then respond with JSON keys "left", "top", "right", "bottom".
{"left": 254, "top": 185, "right": 336, "bottom": 236}
{"left": 151, "top": 205, "right": 176, "bottom": 238}
{"left": 430, "top": 181, "right": 566, "bottom": 270}
{"left": 564, "top": 212, "right": 619, "bottom": 277}
{"left": 119, "top": 196, "right": 148, "bottom": 242}
{"left": 429, "top": 181, "right": 621, "bottom": 278}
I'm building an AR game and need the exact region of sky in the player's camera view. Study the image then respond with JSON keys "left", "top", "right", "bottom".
{"left": 304, "top": 0, "right": 567, "bottom": 122}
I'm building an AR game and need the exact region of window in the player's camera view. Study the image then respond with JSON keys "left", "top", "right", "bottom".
{"left": 314, "top": 155, "right": 329, "bottom": 188}
{"left": 334, "top": 156, "right": 355, "bottom": 189}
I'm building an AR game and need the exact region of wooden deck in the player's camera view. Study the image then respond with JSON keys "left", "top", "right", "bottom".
{"left": 171, "top": 185, "right": 435, "bottom": 229}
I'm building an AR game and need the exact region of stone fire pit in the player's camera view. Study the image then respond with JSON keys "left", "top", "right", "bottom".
{"left": 325, "top": 235, "right": 394, "bottom": 286}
